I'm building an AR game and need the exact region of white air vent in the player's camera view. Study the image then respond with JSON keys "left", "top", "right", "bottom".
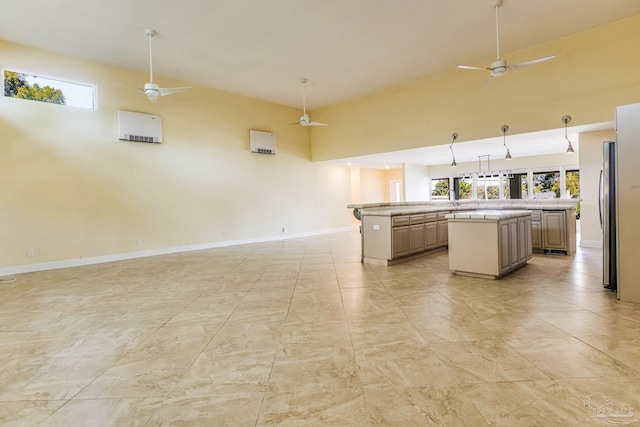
{"left": 117, "top": 110, "right": 163, "bottom": 143}
{"left": 250, "top": 130, "right": 276, "bottom": 155}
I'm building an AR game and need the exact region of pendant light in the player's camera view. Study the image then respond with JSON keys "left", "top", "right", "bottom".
{"left": 562, "top": 115, "right": 575, "bottom": 154}
{"left": 450, "top": 132, "right": 458, "bottom": 167}
{"left": 501, "top": 125, "right": 512, "bottom": 160}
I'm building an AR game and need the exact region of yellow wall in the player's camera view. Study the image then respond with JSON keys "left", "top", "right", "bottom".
{"left": 351, "top": 168, "right": 404, "bottom": 205}
{"left": 0, "top": 40, "right": 352, "bottom": 272}
{"left": 312, "top": 15, "right": 640, "bottom": 161}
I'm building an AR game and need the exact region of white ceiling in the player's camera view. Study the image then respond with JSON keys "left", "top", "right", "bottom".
{"left": 0, "top": 0, "right": 635, "bottom": 165}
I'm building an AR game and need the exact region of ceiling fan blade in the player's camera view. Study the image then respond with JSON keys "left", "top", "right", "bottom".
{"left": 458, "top": 65, "right": 490, "bottom": 71}
{"left": 158, "top": 87, "right": 192, "bottom": 96}
{"left": 302, "top": 121, "right": 328, "bottom": 127}
{"left": 509, "top": 55, "right": 556, "bottom": 70}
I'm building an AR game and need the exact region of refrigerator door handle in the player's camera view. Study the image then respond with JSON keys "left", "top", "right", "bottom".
{"left": 599, "top": 168, "right": 604, "bottom": 228}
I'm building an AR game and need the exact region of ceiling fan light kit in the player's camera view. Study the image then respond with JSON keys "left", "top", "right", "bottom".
{"left": 290, "top": 78, "right": 328, "bottom": 127}
{"left": 457, "top": 0, "right": 555, "bottom": 79}
{"left": 139, "top": 28, "right": 191, "bottom": 103}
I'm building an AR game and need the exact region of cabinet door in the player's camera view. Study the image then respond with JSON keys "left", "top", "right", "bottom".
{"left": 437, "top": 220, "right": 448, "bottom": 247}
{"left": 542, "top": 211, "right": 566, "bottom": 250}
{"left": 525, "top": 217, "right": 533, "bottom": 259}
{"left": 517, "top": 217, "right": 527, "bottom": 264}
{"left": 498, "top": 220, "right": 511, "bottom": 274}
{"left": 392, "top": 226, "right": 411, "bottom": 258}
{"left": 509, "top": 218, "right": 519, "bottom": 268}
{"left": 531, "top": 221, "right": 542, "bottom": 249}
{"left": 425, "top": 222, "right": 438, "bottom": 250}
{"left": 409, "top": 224, "right": 425, "bottom": 254}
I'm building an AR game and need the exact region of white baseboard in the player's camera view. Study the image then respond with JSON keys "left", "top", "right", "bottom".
{"left": 0, "top": 226, "right": 354, "bottom": 277}
{"left": 580, "top": 240, "right": 603, "bottom": 248}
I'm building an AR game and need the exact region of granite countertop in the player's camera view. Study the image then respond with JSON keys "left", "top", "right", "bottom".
{"left": 349, "top": 199, "right": 579, "bottom": 212}
{"left": 446, "top": 210, "right": 532, "bottom": 220}
{"left": 359, "top": 204, "right": 575, "bottom": 217}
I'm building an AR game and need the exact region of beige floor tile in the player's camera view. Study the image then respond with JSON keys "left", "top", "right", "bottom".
{"left": 1, "top": 230, "right": 638, "bottom": 425}
{"left": 464, "top": 380, "right": 594, "bottom": 426}
{"left": 267, "top": 344, "right": 360, "bottom": 393}
{"left": 506, "top": 336, "right": 637, "bottom": 379}
{"left": 258, "top": 390, "right": 369, "bottom": 426}
{"left": 429, "top": 340, "right": 551, "bottom": 383}
{"left": 37, "top": 397, "right": 161, "bottom": 427}
{"left": 0, "top": 400, "right": 65, "bottom": 427}
{"left": 0, "top": 355, "right": 116, "bottom": 401}
{"left": 146, "top": 393, "right": 264, "bottom": 426}
{"left": 364, "top": 385, "right": 488, "bottom": 427}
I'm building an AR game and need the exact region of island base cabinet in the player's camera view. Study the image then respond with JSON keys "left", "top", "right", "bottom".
{"left": 409, "top": 224, "right": 425, "bottom": 254}
{"left": 362, "top": 214, "right": 447, "bottom": 265}
{"left": 448, "top": 214, "right": 533, "bottom": 279}
{"left": 392, "top": 226, "right": 410, "bottom": 258}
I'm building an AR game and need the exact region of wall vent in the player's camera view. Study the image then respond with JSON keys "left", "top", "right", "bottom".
{"left": 250, "top": 130, "right": 276, "bottom": 155}
{"left": 117, "top": 110, "right": 163, "bottom": 143}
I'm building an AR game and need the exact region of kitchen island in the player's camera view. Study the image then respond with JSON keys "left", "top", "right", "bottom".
{"left": 447, "top": 210, "right": 533, "bottom": 279}
{"left": 351, "top": 200, "right": 577, "bottom": 265}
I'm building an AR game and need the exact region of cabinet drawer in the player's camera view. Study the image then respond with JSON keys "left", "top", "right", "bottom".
{"left": 530, "top": 210, "right": 542, "bottom": 221}
{"left": 392, "top": 216, "right": 410, "bottom": 227}
{"left": 437, "top": 211, "right": 449, "bottom": 220}
{"left": 410, "top": 214, "right": 425, "bottom": 224}
{"left": 424, "top": 213, "right": 437, "bottom": 223}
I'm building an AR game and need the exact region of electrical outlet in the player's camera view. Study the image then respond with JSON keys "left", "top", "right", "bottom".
{"left": 136, "top": 240, "right": 142, "bottom": 247}
{"left": 26, "top": 248, "right": 34, "bottom": 257}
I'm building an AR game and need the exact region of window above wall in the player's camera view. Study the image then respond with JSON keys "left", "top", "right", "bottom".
{"left": 3, "top": 69, "right": 95, "bottom": 109}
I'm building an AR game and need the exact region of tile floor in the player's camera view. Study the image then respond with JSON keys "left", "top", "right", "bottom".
{"left": 1, "top": 229, "right": 639, "bottom": 426}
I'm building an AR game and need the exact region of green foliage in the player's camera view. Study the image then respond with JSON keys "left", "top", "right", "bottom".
{"left": 4, "top": 71, "right": 66, "bottom": 105}
{"left": 432, "top": 179, "right": 449, "bottom": 197}
{"left": 459, "top": 180, "right": 472, "bottom": 199}
{"left": 565, "top": 170, "right": 580, "bottom": 199}
{"left": 478, "top": 178, "right": 499, "bottom": 199}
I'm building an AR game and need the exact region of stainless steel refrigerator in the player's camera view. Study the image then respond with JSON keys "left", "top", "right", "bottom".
{"left": 600, "top": 141, "right": 616, "bottom": 292}
{"left": 602, "top": 102, "right": 640, "bottom": 303}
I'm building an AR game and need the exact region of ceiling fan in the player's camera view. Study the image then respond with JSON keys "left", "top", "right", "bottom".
{"left": 290, "top": 78, "right": 328, "bottom": 126}
{"left": 458, "top": 0, "right": 555, "bottom": 78}
{"left": 138, "top": 29, "right": 191, "bottom": 103}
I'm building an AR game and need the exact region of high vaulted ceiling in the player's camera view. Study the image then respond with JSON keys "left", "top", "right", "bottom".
{"left": 1, "top": 1, "right": 638, "bottom": 167}
{"left": 2, "top": 0, "right": 640, "bottom": 111}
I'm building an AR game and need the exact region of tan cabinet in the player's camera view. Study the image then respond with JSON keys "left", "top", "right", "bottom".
{"left": 449, "top": 212, "right": 533, "bottom": 279}
{"left": 522, "top": 216, "right": 533, "bottom": 261}
{"left": 360, "top": 205, "right": 575, "bottom": 266}
{"left": 425, "top": 222, "right": 438, "bottom": 250}
{"left": 437, "top": 221, "right": 448, "bottom": 247}
{"left": 498, "top": 220, "right": 511, "bottom": 275}
{"left": 530, "top": 210, "right": 542, "bottom": 250}
{"left": 542, "top": 211, "right": 567, "bottom": 250}
{"left": 392, "top": 226, "right": 410, "bottom": 258}
{"left": 499, "top": 217, "right": 531, "bottom": 275}
{"left": 531, "top": 220, "right": 542, "bottom": 250}
{"left": 409, "top": 224, "right": 425, "bottom": 254}
{"left": 437, "top": 211, "right": 449, "bottom": 247}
